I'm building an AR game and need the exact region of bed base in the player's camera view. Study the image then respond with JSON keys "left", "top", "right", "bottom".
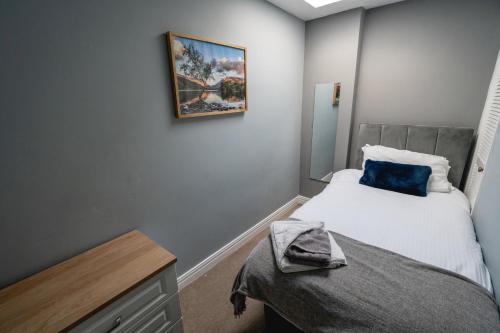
{"left": 264, "top": 305, "right": 303, "bottom": 333}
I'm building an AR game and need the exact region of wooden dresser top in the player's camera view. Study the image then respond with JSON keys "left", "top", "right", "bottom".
{"left": 0, "top": 230, "right": 176, "bottom": 333}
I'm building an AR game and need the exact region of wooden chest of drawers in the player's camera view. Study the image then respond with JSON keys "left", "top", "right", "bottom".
{"left": 0, "top": 231, "right": 183, "bottom": 333}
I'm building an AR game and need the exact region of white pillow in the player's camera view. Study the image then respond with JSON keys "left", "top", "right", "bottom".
{"left": 361, "top": 144, "right": 452, "bottom": 193}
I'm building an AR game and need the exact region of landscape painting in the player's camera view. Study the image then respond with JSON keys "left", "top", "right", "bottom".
{"left": 167, "top": 32, "right": 247, "bottom": 118}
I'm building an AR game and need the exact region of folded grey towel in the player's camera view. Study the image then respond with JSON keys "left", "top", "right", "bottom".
{"left": 270, "top": 220, "right": 347, "bottom": 273}
{"left": 285, "top": 228, "right": 331, "bottom": 267}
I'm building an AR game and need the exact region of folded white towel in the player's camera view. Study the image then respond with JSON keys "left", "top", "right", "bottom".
{"left": 270, "top": 220, "right": 347, "bottom": 273}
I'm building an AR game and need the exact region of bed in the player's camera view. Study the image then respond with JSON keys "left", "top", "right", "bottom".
{"left": 291, "top": 168, "right": 492, "bottom": 292}
{"left": 231, "top": 124, "right": 500, "bottom": 332}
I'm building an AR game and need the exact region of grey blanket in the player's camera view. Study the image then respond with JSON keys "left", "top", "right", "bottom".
{"left": 231, "top": 233, "right": 500, "bottom": 333}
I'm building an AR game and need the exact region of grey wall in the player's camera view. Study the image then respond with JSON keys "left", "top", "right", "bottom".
{"left": 472, "top": 127, "right": 500, "bottom": 305}
{"left": 300, "top": 8, "right": 364, "bottom": 197}
{"left": 0, "top": 0, "right": 304, "bottom": 287}
{"left": 349, "top": 0, "right": 500, "bottom": 166}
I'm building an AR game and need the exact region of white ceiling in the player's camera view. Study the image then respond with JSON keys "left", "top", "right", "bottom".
{"left": 267, "top": 0, "right": 408, "bottom": 21}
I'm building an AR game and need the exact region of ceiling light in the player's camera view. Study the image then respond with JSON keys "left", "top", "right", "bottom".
{"left": 304, "top": 0, "right": 344, "bottom": 8}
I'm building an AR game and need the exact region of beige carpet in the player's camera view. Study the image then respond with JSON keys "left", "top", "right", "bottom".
{"left": 179, "top": 204, "right": 301, "bottom": 333}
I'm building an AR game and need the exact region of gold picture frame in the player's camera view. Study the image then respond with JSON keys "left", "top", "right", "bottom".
{"left": 167, "top": 31, "right": 248, "bottom": 119}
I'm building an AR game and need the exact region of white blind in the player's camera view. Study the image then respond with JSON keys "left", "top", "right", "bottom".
{"left": 465, "top": 50, "right": 500, "bottom": 207}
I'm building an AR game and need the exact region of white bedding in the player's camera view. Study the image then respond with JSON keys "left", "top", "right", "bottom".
{"left": 291, "top": 169, "right": 493, "bottom": 293}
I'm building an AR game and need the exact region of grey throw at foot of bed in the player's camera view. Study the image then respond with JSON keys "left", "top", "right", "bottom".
{"left": 231, "top": 233, "right": 500, "bottom": 333}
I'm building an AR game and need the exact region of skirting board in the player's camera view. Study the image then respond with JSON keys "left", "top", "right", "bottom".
{"left": 177, "top": 194, "right": 310, "bottom": 290}
{"left": 295, "top": 195, "right": 310, "bottom": 205}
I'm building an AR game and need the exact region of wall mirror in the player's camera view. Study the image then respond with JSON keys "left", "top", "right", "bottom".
{"left": 310, "top": 82, "right": 341, "bottom": 183}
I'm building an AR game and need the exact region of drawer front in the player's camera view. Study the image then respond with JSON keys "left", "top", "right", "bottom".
{"left": 121, "top": 294, "right": 181, "bottom": 333}
{"left": 71, "top": 265, "right": 178, "bottom": 333}
{"left": 147, "top": 318, "right": 183, "bottom": 333}
{"left": 165, "top": 319, "right": 183, "bottom": 333}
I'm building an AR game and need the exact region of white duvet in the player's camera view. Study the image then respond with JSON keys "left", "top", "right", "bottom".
{"left": 291, "top": 169, "right": 493, "bottom": 293}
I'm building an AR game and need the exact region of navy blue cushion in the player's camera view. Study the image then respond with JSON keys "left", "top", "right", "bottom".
{"left": 360, "top": 159, "right": 432, "bottom": 197}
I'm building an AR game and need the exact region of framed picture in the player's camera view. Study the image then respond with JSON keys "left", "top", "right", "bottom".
{"left": 167, "top": 31, "right": 247, "bottom": 119}
{"left": 332, "top": 82, "right": 341, "bottom": 106}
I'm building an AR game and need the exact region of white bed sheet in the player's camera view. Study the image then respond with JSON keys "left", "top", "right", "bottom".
{"left": 291, "top": 169, "right": 493, "bottom": 293}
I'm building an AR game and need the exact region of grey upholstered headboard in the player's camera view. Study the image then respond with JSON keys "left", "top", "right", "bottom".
{"left": 355, "top": 124, "right": 474, "bottom": 189}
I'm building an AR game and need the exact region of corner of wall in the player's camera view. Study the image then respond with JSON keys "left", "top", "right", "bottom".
{"left": 347, "top": 7, "right": 366, "bottom": 168}
{"left": 299, "top": 8, "right": 366, "bottom": 197}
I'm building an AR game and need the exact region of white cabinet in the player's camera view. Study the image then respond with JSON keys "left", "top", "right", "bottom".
{"left": 71, "top": 265, "right": 183, "bottom": 333}
{"left": 0, "top": 230, "right": 181, "bottom": 333}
